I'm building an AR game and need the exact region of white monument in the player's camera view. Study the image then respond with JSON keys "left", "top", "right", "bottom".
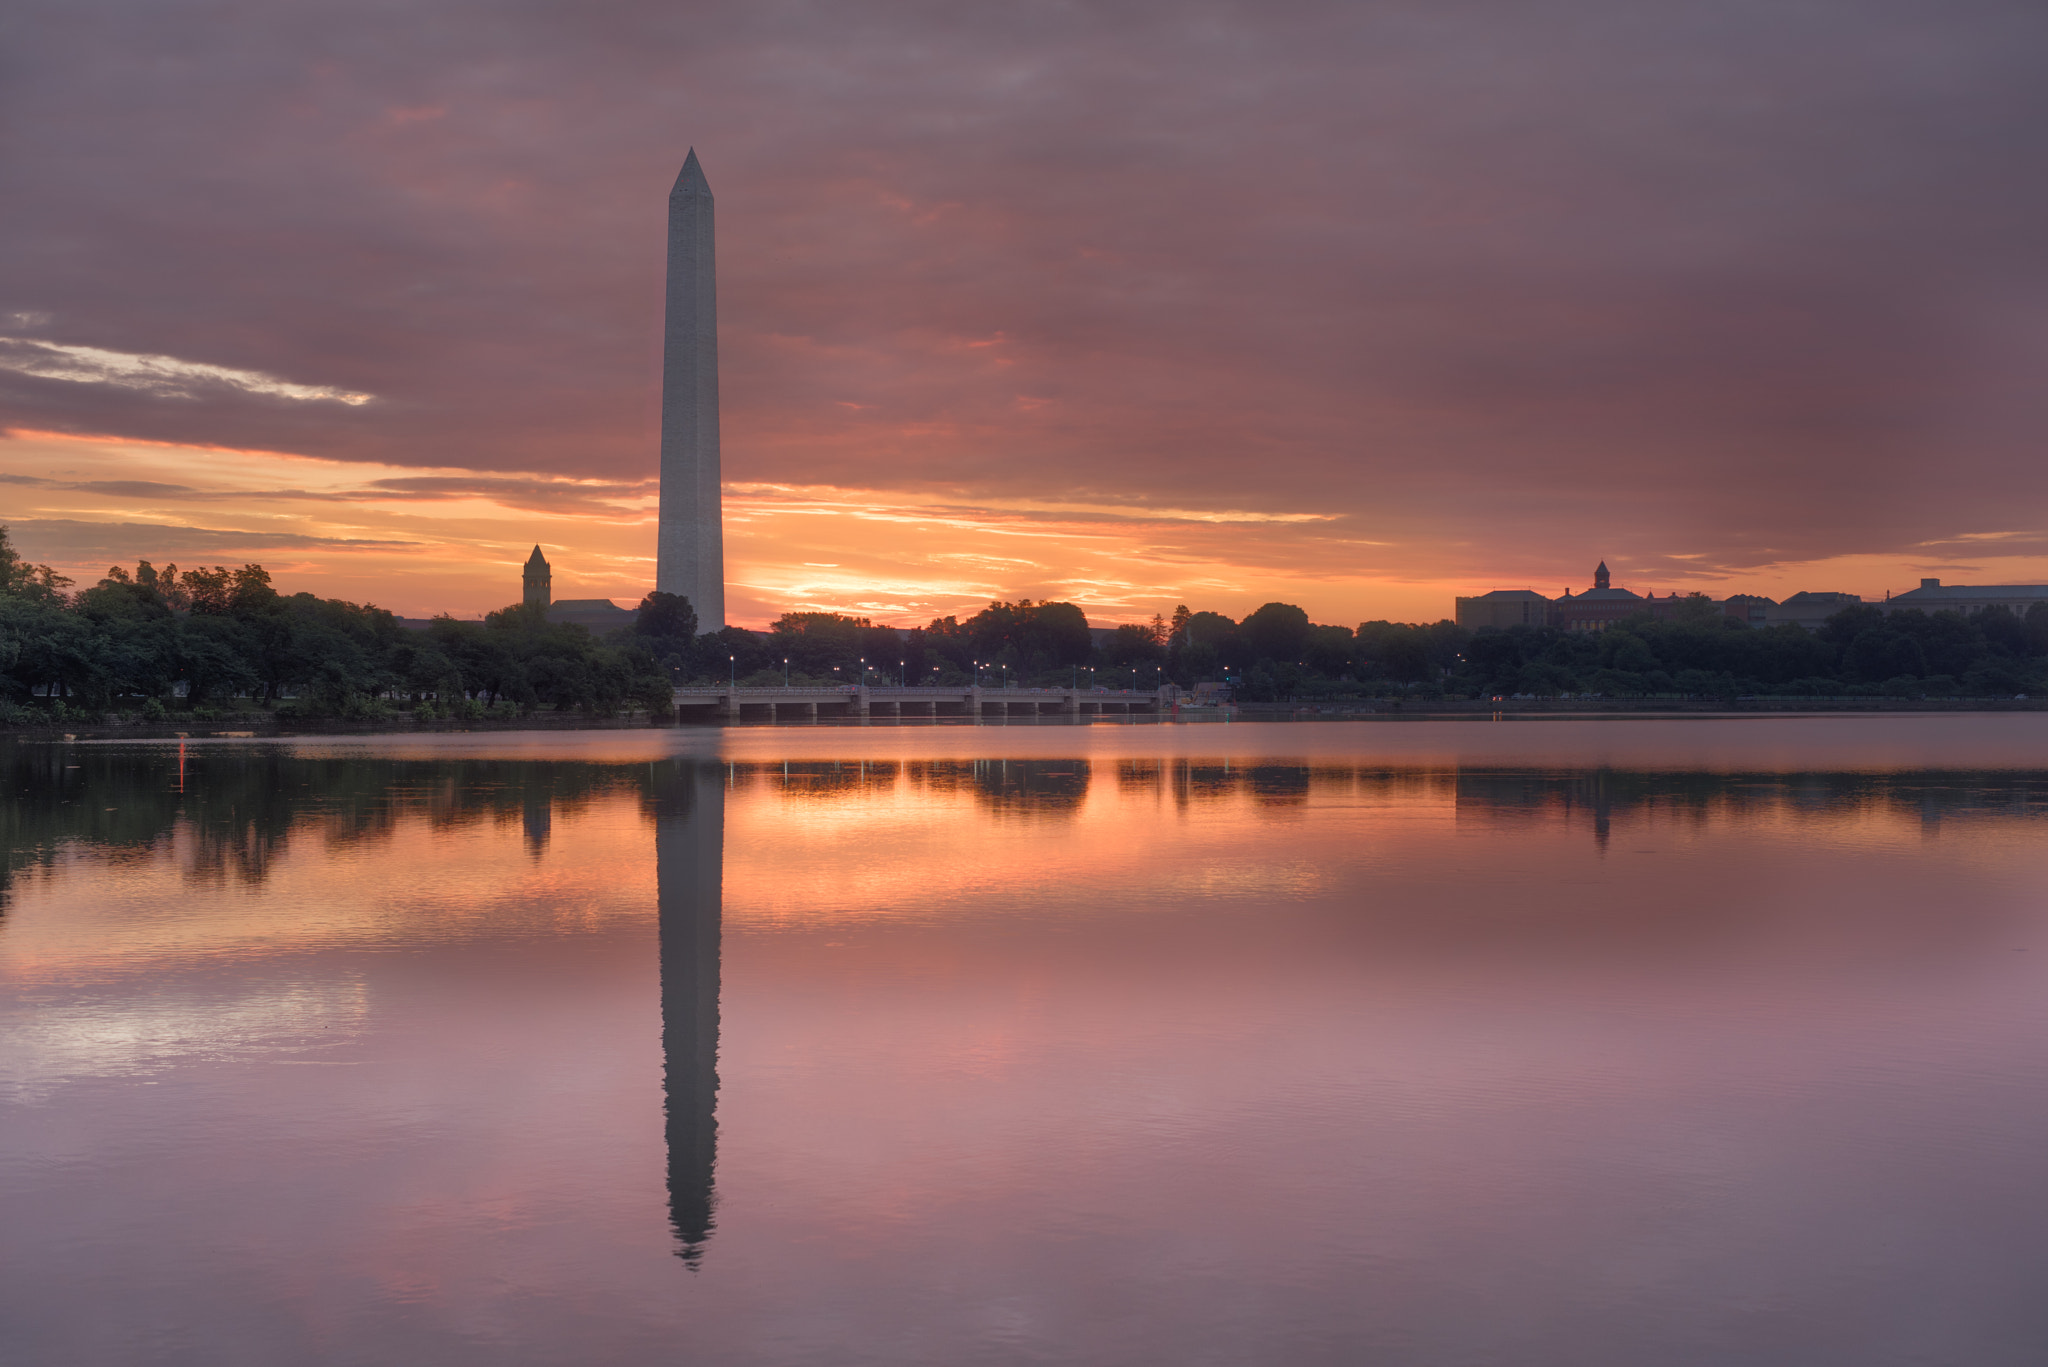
{"left": 656, "top": 148, "right": 725, "bottom": 629}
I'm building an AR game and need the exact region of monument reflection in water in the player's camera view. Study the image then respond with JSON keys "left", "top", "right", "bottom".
{"left": 9, "top": 722, "right": 2048, "bottom": 1366}
{"left": 652, "top": 760, "right": 722, "bottom": 1262}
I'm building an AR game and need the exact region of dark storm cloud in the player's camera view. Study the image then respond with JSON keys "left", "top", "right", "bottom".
{"left": 3, "top": 0, "right": 2045, "bottom": 579}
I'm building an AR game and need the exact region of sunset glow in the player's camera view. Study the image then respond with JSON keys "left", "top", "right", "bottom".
{"left": 5, "top": 0, "right": 2045, "bottom": 628}
{"left": 11, "top": 426, "right": 2047, "bottom": 628}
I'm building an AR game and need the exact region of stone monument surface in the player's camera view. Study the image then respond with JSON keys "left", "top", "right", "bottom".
{"left": 656, "top": 148, "right": 725, "bottom": 630}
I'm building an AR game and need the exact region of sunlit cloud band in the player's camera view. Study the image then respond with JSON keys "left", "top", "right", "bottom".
{"left": 0, "top": 337, "right": 373, "bottom": 406}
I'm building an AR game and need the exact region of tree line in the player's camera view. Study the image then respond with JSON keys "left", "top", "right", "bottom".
{"left": 6, "top": 523, "right": 2048, "bottom": 725}
{"left": 0, "top": 528, "right": 672, "bottom": 724}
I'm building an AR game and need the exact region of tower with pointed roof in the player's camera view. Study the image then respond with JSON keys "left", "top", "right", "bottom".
{"left": 1553, "top": 558, "right": 1643, "bottom": 631}
{"left": 656, "top": 148, "right": 725, "bottom": 630}
{"left": 523, "top": 544, "right": 551, "bottom": 609}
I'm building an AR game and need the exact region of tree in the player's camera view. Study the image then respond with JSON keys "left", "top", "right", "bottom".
{"left": 957, "top": 599, "right": 1093, "bottom": 671}
{"left": 701, "top": 624, "right": 772, "bottom": 681}
{"left": 0, "top": 524, "right": 72, "bottom": 602}
{"left": 1356, "top": 621, "right": 1436, "bottom": 683}
{"left": 1240, "top": 602, "right": 1311, "bottom": 663}
{"left": 1101, "top": 623, "right": 1166, "bottom": 667}
{"left": 635, "top": 591, "right": 698, "bottom": 642}
{"left": 1845, "top": 628, "right": 1926, "bottom": 682}
{"left": 769, "top": 611, "right": 873, "bottom": 676}
{"left": 1303, "top": 625, "right": 1355, "bottom": 676}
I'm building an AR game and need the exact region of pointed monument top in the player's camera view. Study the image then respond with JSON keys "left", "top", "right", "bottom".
{"left": 673, "top": 147, "right": 711, "bottom": 197}
{"left": 527, "top": 544, "right": 547, "bottom": 564}
{"left": 1594, "top": 560, "right": 1610, "bottom": 589}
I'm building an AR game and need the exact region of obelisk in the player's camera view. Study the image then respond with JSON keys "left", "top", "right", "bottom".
{"left": 657, "top": 148, "right": 724, "bottom": 629}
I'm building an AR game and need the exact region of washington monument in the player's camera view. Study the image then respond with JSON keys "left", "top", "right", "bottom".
{"left": 657, "top": 148, "right": 724, "bottom": 629}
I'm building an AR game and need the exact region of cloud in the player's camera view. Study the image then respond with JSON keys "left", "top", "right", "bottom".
{"left": 6, "top": 518, "right": 415, "bottom": 561}
{"left": 2, "top": 0, "right": 2045, "bottom": 607}
{"left": 0, "top": 472, "right": 202, "bottom": 497}
{"left": 351, "top": 474, "right": 656, "bottom": 516}
{"left": 0, "top": 464, "right": 652, "bottom": 514}
{"left": 0, "top": 337, "right": 373, "bottom": 406}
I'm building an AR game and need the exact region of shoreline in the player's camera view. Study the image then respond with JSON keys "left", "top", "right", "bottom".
{"left": 7, "top": 696, "right": 2048, "bottom": 742}
{"left": 1239, "top": 696, "right": 2047, "bottom": 719}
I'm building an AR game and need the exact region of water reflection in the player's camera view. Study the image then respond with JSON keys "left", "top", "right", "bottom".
{"left": 1448, "top": 767, "right": 2048, "bottom": 848}
{"left": 10, "top": 732, "right": 2048, "bottom": 1365}
{"left": 733, "top": 758, "right": 1092, "bottom": 818}
{"left": 649, "top": 760, "right": 723, "bottom": 1263}
{"left": 0, "top": 746, "right": 650, "bottom": 910}
{"left": 14, "top": 746, "right": 2048, "bottom": 919}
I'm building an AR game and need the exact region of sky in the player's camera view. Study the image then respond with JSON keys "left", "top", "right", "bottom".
{"left": 3, "top": 0, "right": 2046, "bottom": 627}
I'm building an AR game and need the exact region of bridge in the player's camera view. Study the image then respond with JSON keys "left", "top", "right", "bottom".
{"left": 671, "top": 684, "right": 1176, "bottom": 721}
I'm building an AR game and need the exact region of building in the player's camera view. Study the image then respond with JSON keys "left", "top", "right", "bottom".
{"left": 520, "top": 543, "right": 635, "bottom": 633}
{"left": 1881, "top": 578, "right": 2048, "bottom": 617}
{"left": 1720, "top": 593, "right": 1772, "bottom": 627}
{"left": 548, "top": 599, "right": 636, "bottom": 633}
{"left": 1768, "top": 591, "right": 1860, "bottom": 631}
{"left": 523, "top": 545, "right": 551, "bottom": 609}
{"left": 1551, "top": 562, "right": 1650, "bottom": 632}
{"left": 656, "top": 149, "right": 726, "bottom": 630}
{"left": 1455, "top": 589, "right": 1552, "bottom": 630}
{"left": 1452, "top": 562, "right": 1866, "bottom": 633}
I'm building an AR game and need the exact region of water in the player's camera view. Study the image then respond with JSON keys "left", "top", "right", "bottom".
{"left": 6, "top": 717, "right": 2048, "bottom": 1365}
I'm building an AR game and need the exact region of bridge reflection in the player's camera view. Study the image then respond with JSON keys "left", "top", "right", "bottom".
{"left": 649, "top": 760, "right": 724, "bottom": 1264}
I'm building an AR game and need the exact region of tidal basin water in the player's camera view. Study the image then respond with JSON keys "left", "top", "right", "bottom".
{"left": 7, "top": 718, "right": 2048, "bottom": 1366}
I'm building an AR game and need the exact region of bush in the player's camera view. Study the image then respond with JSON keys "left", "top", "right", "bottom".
{"left": 140, "top": 697, "right": 168, "bottom": 722}
{"left": 413, "top": 701, "right": 437, "bottom": 723}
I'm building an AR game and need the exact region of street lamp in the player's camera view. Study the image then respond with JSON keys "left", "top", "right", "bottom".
{"left": 899, "top": 659, "right": 906, "bottom": 686}
{"left": 729, "top": 654, "right": 735, "bottom": 688}
{"left": 783, "top": 656, "right": 790, "bottom": 686}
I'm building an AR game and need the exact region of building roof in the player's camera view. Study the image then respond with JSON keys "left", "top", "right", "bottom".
{"left": 1462, "top": 589, "right": 1551, "bottom": 602}
{"left": 1890, "top": 580, "right": 2048, "bottom": 603}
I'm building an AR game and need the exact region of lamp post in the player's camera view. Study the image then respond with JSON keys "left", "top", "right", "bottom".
{"left": 729, "top": 654, "right": 735, "bottom": 688}
{"left": 899, "top": 659, "right": 906, "bottom": 687}
{"left": 783, "top": 656, "right": 790, "bottom": 686}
